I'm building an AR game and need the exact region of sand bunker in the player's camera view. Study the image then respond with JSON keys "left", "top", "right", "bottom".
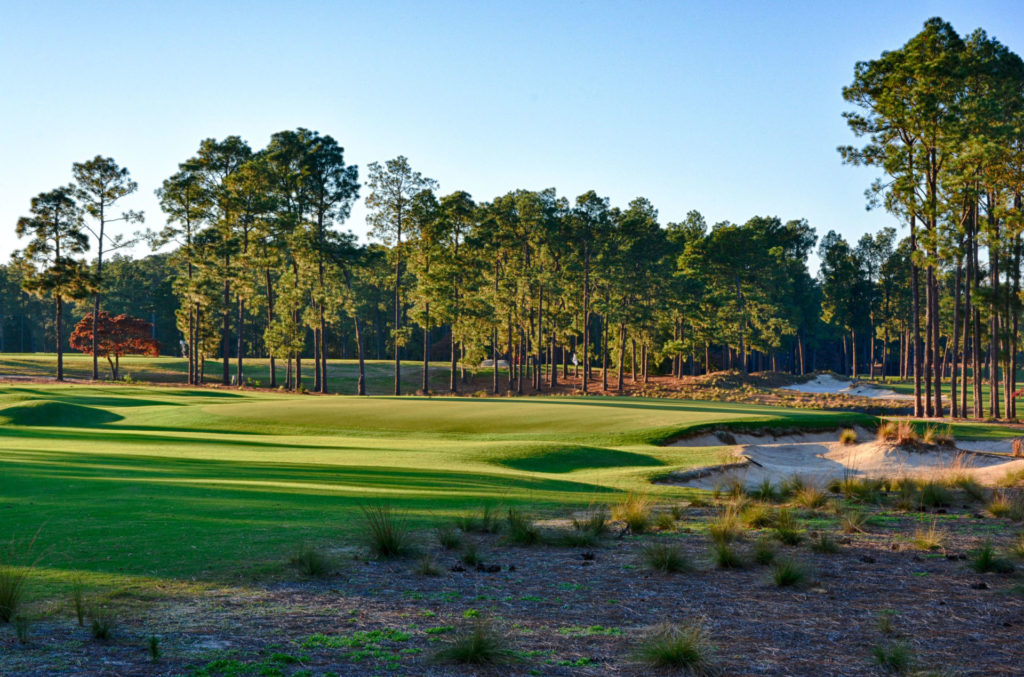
{"left": 781, "top": 374, "right": 911, "bottom": 399}
{"left": 664, "top": 427, "right": 1024, "bottom": 489}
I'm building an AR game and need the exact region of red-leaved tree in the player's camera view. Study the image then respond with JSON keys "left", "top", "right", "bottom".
{"left": 70, "top": 311, "right": 160, "bottom": 380}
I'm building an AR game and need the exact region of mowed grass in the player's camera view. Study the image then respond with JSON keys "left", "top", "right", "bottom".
{"left": 0, "top": 383, "right": 876, "bottom": 603}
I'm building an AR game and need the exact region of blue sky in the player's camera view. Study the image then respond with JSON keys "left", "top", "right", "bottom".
{"left": 2, "top": 1, "right": 1022, "bottom": 269}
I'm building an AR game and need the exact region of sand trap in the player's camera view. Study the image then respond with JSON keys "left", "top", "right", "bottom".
{"left": 781, "top": 374, "right": 910, "bottom": 400}
{"left": 664, "top": 427, "right": 1024, "bottom": 489}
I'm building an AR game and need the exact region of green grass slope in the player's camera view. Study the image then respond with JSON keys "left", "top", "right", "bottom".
{"left": 0, "top": 384, "right": 880, "bottom": 600}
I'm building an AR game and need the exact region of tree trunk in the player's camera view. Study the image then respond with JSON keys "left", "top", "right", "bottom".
{"left": 236, "top": 297, "right": 245, "bottom": 387}
{"left": 394, "top": 255, "right": 402, "bottom": 396}
{"left": 223, "top": 270, "right": 231, "bottom": 386}
{"left": 55, "top": 294, "right": 64, "bottom": 382}
{"left": 266, "top": 269, "right": 276, "bottom": 388}
{"left": 951, "top": 260, "right": 962, "bottom": 417}
{"left": 617, "top": 322, "right": 626, "bottom": 392}
{"left": 422, "top": 304, "right": 430, "bottom": 394}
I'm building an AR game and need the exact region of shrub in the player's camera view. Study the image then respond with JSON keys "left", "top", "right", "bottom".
{"left": 773, "top": 508, "right": 803, "bottom": 545}
{"left": 711, "top": 540, "right": 745, "bottom": 569}
{"left": 414, "top": 555, "right": 442, "bottom": 577}
{"left": 919, "top": 481, "right": 952, "bottom": 508}
{"left": 634, "top": 621, "right": 716, "bottom": 673}
{"left": 641, "top": 542, "right": 691, "bottom": 574}
{"left": 708, "top": 504, "right": 743, "bottom": 544}
{"left": 613, "top": 494, "right": 651, "bottom": 534}
{"left": 872, "top": 641, "right": 914, "bottom": 674}
{"left": 290, "top": 544, "right": 331, "bottom": 577}
{"left": 988, "top": 492, "right": 1011, "bottom": 518}
{"left": 434, "top": 620, "right": 512, "bottom": 664}
{"left": 741, "top": 502, "right": 775, "bottom": 528}
{"left": 505, "top": 508, "right": 543, "bottom": 545}
{"left": 913, "top": 520, "right": 944, "bottom": 551}
{"left": 361, "top": 503, "right": 416, "bottom": 558}
{"left": 971, "top": 540, "right": 1015, "bottom": 574}
{"left": 810, "top": 531, "right": 839, "bottom": 554}
{"left": 753, "top": 537, "right": 776, "bottom": 565}
{"left": 839, "top": 428, "right": 857, "bottom": 445}
{"left": 794, "top": 486, "right": 827, "bottom": 510}
{"left": 90, "top": 608, "right": 115, "bottom": 640}
{"left": 437, "top": 525, "right": 463, "bottom": 550}
{"left": 771, "top": 558, "right": 810, "bottom": 587}
{"left": 840, "top": 510, "right": 867, "bottom": 533}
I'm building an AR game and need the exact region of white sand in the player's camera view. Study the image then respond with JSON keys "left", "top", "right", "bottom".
{"left": 781, "top": 374, "right": 910, "bottom": 400}
{"left": 667, "top": 427, "right": 1024, "bottom": 488}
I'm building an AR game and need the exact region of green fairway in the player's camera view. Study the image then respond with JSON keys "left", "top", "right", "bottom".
{"left": 0, "top": 384, "right": 879, "bottom": 601}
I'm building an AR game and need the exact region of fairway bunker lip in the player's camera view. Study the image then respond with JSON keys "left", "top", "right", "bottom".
{"left": 657, "top": 426, "right": 1024, "bottom": 489}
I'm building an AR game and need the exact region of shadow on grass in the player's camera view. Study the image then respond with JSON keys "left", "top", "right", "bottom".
{"left": 495, "top": 444, "right": 665, "bottom": 473}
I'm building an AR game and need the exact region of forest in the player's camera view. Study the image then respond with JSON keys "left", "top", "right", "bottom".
{"left": 3, "top": 18, "right": 1023, "bottom": 421}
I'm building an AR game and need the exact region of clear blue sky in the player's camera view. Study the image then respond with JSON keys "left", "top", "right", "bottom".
{"left": 2, "top": 1, "right": 1022, "bottom": 269}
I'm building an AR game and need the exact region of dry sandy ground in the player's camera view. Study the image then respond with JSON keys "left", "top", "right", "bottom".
{"left": 669, "top": 427, "right": 1024, "bottom": 489}
{"left": 781, "top": 374, "right": 911, "bottom": 400}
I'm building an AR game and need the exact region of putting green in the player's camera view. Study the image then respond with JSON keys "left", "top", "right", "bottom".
{"left": 0, "top": 384, "right": 875, "bottom": 597}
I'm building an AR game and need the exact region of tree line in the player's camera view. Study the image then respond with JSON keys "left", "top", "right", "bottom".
{"left": 4, "top": 17, "right": 1021, "bottom": 421}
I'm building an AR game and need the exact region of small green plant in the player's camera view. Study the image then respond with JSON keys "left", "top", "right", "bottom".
{"left": 771, "top": 558, "right": 810, "bottom": 587}
{"left": 794, "top": 486, "right": 827, "bottom": 510}
{"left": 840, "top": 509, "right": 867, "bottom": 533}
{"left": 641, "top": 542, "right": 691, "bottom": 574}
{"left": 437, "top": 525, "right": 462, "bottom": 550}
{"left": 14, "top": 615, "right": 29, "bottom": 644}
{"left": 361, "top": 502, "right": 416, "bottom": 558}
{"left": 461, "top": 541, "right": 483, "bottom": 567}
{"left": 505, "top": 508, "right": 543, "bottom": 545}
{"left": 753, "top": 537, "right": 776, "bottom": 565}
{"left": 876, "top": 610, "right": 897, "bottom": 635}
{"left": 971, "top": 540, "right": 1015, "bottom": 574}
{"left": 634, "top": 621, "right": 716, "bottom": 673}
{"left": 810, "top": 531, "right": 839, "bottom": 554}
{"left": 433, "top": 620, "right": 512, "bottom": 664}
{"left": 613, "top": 494, "right": 651, "bottom": 534}
{"left": 415, "top": 555, "right": 442, "bottom": 576}
{"left": 147, "top": 635, "right": 161, "bottom": 660}
{"left": 741, "top": 502, "right": 775, "bottom": 528}
{"left": 90, "top": 608, "right": 115, "bottom": 640}
{"left": 773, "top": 508, "right": 803, "bottom": 545}
{"left": 290, "top": 544, "right": 331, "bottom": 577}
{"left": 913, "top": 520, "right": 944, "bottom": 551}
{"left": 919, "top": 481, "right": 952, "bottom": 508}
{"left": 872, "top": 640, "right": 914, "bottom": 674}
{"left": 839, "top": 428, "right": 857, "bottom": 445}
{"left": 711, "top": 539, "right": 745, "bottom": 568}
{"left": 708, "top": 504, "right": 743, "bottom": 543}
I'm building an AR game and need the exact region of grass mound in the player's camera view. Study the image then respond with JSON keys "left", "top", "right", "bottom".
{"left": 0, "top": 400, "right": 122, "bottom": 427}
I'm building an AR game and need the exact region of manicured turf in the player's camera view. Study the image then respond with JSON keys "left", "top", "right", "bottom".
{"left": 0, "top": 384, "right": 875, "bottom": 601}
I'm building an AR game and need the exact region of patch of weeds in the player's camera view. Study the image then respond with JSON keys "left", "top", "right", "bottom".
{"left": 463, "top": 609, "right": 479, "bottom": 618}
{"left": 753, "top": 537, "right": 776, "bottom": 565}
{"left": 794, "top": 486, "right": 827, "bottom": 510}
{"left": 741, "top": 502, "right": 775, "bottom": 528}
{"left": 414, "top": 555, "right": 442, "bottom": 577}
{"left": 840, "top": 509, "right": 867, "bottom": 533}
{"left": 613, "top": 494, "right": 651, "bottom": 534}
{"left": 971, "top": 540, "right": 1015, "bottom": 574}
{"left": 461, "top": 541, "right": 484, "bottom": 567}
{"left": 425, "top": 625, "right": 455, "bottom": 635}
{"left": 634, "top": 621, "right": 716, "bottom": 673}
{"left": 361, "top": 502, "right": 416, "bottom": 558}
{"left": 773, "top": 508, "right": 803, "bottom": 545}
{"left": 711, "top": 540, "right": 745, "bottom": 568}
{"left": 771, "top": 558, "right": 810, "bottom": 587}
{"left": 434, "top": 620, "right": 513, "bottom": 665}
{"left": 913, "top": 520, "right": 944, "bottom": 551}
{"left": 872, "top": 640, "right": 914, "bottom": 674}
{"left": 641, "top": 541, "right": 691, "bottom": 573}
{"left": 505, "top": 508, "right": 543, "bottom": 545}
{"left": 558, "top": 625, "right": 622, "bottom": 636}
{"left": 919, "top": 481, "right": 952, "bottom": 509}
{"left": 708, "top": 504, "right": 743, "bottom": 543}
{"left": 290, "top": 544, "right": 331, "bottom": 578}
{"left": 301, "top": 628, "right": 411, "bottom": 649}
{"left": 436, "top": 525, "right": 462, "bottom": 550}
{"left": 810, "top": 531, "right": 839, "bottom": 554}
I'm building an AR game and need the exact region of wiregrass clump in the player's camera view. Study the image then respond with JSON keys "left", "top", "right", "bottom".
{"left": 361, "top": 502, "right": 416, "bottom": 558}
{"left": 634, "top": 621, "right": 717, "bottom": 674}
{"left": 290, "top": 544, "right": 331, "bottom": 577}
{"left": 456, "top": 503, "right": 503, "bottom": 534}
{"left": 711, "top": 540, "right": 745, "bottom": 569}
{"left": 505, "top": 508, "right": 543, "bottom": 545}
{"left": 0, "top": 532, "right": 41, "bottom": 624}
{"left": 708, "top": 503, "right": 744, "bottom": 544}
{"left": 872, "top": 640, "right": 914, "bottom": 674}
{"left": 641, "top": 541, "right": 692, "bottom": 574}
{"left": 773, "top": 508, "right": 803, "bottom": 545}
{"left": 561, "top": 506, "right": 609, "bottom": 546}
{"left": 971, "top": 540, "right": 1015, "bottom": 574}
{"left": 839, "top": 428, "right": 858, "bottom": 445}
{"left": 771, "top": 558, "right": 811, "bottom": 587}
{"left": 433, "top": 620, "right": 513, "bottom": 665}
{"left": 913, "top": 520, "right": 944, "bottom": 551}
{"left": 613, "top": 494, "right": 652, "bottom": 534}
